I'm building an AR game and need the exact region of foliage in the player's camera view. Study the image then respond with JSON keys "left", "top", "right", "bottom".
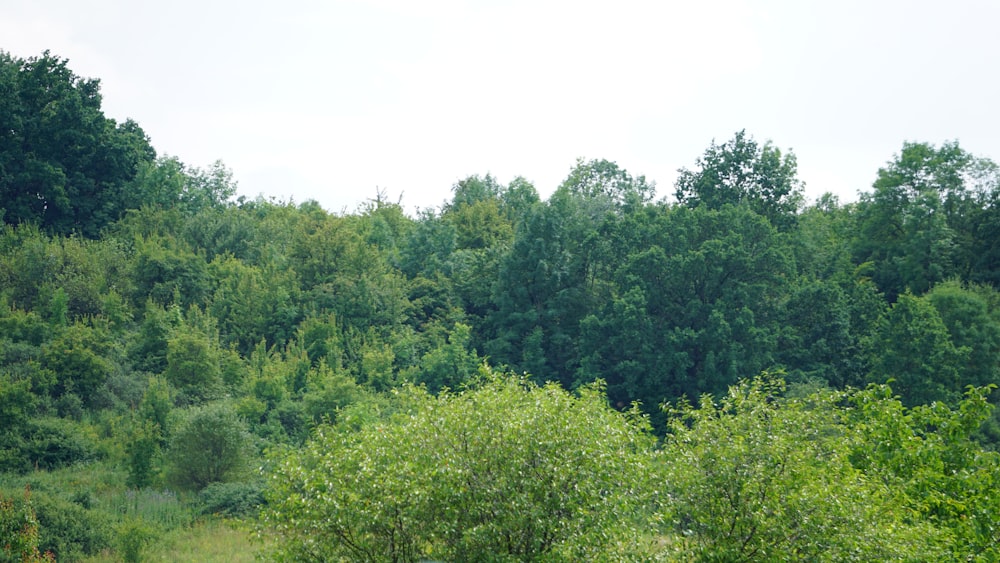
{"left": 198, "top": 481, "right": 265, "bottom": 518}
{"left": 125, "top": 421, "right": 160, "bottom": 489}
{"left": 164, "top": 320, "right": 223, "bottom": 403}
{"left": 868, "top": 291, "right": 967, "bottom": 406}
{"left": 116, "top": 518, "right": 158, "bottom": 563}
{"left": 845, "top": 383, "right": 1000, "bottom": 558}
{"left": 263, "top": 370, "right": 658, "bottom": 562}
{"left": 0, "top": 487, "right": 54, "bottom": 562}
{"left": 165, "top": 402, "right": 253, "bottom": 491}
{"left": 674, "top": 130, "right": 803, "bottom": 229}
{"left": 1, "top": 417, "right": 97, "bottom": 473}
{"left": 4, "top": 53, "right": 1000, "bottom": 562}
{"left": 30, "top": 489, "right": 113, "bottom": 561}
{"left": 853, "top": 141, "right": 1000, "bottom": 299}
{"left": 0, "top": 51, "right": 155, "bottom": 237}
{"left": 661, "top": 375, "right": 944, "bottom": 561}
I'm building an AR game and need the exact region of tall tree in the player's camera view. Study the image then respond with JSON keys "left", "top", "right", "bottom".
{"left": 578, "top": 204, "right": 793, "bottom": 414}
{"left": 0, "top": 51, "right": 155, "bottom": 236}
{"left": 853, "top": 141, "right": 1000, "bottom": 299}
{"left": 868, "top": 291, "right": 967, "bottom": 406}
{"left": 674, "top": 130, "right": 803, "bottom": 229}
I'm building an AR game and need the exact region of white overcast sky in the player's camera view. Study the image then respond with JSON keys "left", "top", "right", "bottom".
{"left": 4, "top": 0, "right": 999, "bottom": 213}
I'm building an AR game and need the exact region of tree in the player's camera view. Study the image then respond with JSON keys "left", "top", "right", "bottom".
{"left": 845, "top": 383, "right": 1000, "bottom": 557}
{"left": 404, "top": 322, "right": 481, "bottom": 393}
{"left": 164, "top": 322, "right": 222, "bottom": 403}
{"left": 560, "top": 158, "right": 655, "bottom": 208}
{"left": 675, "top": 130, "right": 803, "bottom": 229}
{"left": 126, "top": 156, "right": 237, "bottom": 214}
{"left": 661, "top": 375, "right": 946, "bottom": 561}
{"left": 577, "top": 204, "right": 793, "bottom": 417}
{"left": 486, "top": 184, "right": 615, "bottom": 385}
{"left": 868, "top": 291, "right": 967, "bottom": 406}
{"left": 40, "top": 322, "right": 112, "bottom": 406}
{"left": 0, "top": 51, "right": 155, "bottom": 237}
{"left": 166, "top": 402, "right": 253, "bottom": 491}
{"left": 263, "top": 370, "right": 658, "bottom": 562}
{"left": 925, "top": 280, "right": 1000, "bottom": 390}
{"left": 853, "top": 141, "right": 1000, "bottom": 299}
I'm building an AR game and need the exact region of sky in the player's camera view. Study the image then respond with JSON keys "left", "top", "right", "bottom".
{"left": 4, "top": 0, "right": 1000, "bottom": 214}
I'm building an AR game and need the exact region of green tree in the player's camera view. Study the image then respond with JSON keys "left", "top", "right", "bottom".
{"left": 263, "top": 370, "right": 658, "bottom": 562}
{"left": 661, "top": 375, "right": 945, "bottom": 561}
{"left": 487, "top": 185, "right": 612, "bottom": 385}
{"left": 125, "top": 421, "right": 160, "bottom": 489}
{"left": 0, "top": 51, "right": 155, "bottom": 237}
{"left": 577, "top": 204, "right": 792, "bottom": 416}
{"left": 40, "top": 322, "right": 112, "bottom": 406}
{"left": 845, "top": 383, "right": 1000, "bottom": 557}
{"left": 926, "top": 281, "right": 1000, "bottom": 390}
{"left": 166, "top": 402, "right": 253, "bottom": 491}
{"left": 852, "top": 141, "right": 1000, "bottom": 299}
{"left": 868, "top": 292, "right": 967, "bottom": 406}
{"left": 405, "top": 322, "right": 480, "bottom": 393}
{"left": 164, "top": 322, "right": 222, "bottom": 403}
{"left": 130, "top": 239, "right": 211, "bottom": 309}
{"left": 560, "top": 157, "right": 655, "bottom": 208}
{"left": 675, "top": 130, "right": 803, "bottom": 229}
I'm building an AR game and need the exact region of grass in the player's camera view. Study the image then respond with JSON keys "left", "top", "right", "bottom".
{"left": 81, "top": 519, "right": 266, "bottom": 563}
{"left": 2, "top": 461, "right": 266, "bottom": 562}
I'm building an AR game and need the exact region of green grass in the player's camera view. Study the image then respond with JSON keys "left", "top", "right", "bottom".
{"left": 2, "top": 461, "right": 265, "bottom": 562}
{"left": 82, "top": 519, "right": 265, "bottom": 563}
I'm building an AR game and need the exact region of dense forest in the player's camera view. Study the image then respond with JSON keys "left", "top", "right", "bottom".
{"left": 2, "top": 50, "right": 1000, "bottom": 561}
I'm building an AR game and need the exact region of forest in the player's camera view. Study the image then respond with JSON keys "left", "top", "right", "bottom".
{"left": 1, "top": 50, "right": 1000, "bottom": 561}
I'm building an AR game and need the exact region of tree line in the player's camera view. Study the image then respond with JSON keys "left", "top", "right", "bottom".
{"left": 2, "top": 50, "right": 1000, "bottom": 561}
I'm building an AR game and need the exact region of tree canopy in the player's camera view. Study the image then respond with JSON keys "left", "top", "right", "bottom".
{"left": 2, "top": 52, "right": 1000, "bottom": 562}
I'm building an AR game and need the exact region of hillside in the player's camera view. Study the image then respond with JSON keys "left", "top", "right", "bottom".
{"left": 2, "top": 51, "right": 1000, "bottom": 561}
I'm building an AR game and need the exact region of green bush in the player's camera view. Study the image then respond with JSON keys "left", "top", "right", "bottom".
{"left": 166, "top": 402, "right": 253, "bottom": 490}
{"left": 198, "top": 481, "right": 265, "bottom": 518}
{"left": 1, "top": 417, "right": 97, "bottom": 473}
{"left": 264, "top": 369, "right": 658, "bottom": 562}
{"left": 0, "top": 487, "right": 53, "bottom": 562}
{"left": 116, "top": 518, "right": 158, "bottom": 563}
{"left": 660, "top": 375, "right": 948, "bottom": 561}
{"left": 31, "top": 490, "right": 112, "bottom": 561}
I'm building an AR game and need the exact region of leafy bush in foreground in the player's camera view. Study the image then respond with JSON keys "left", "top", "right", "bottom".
{"left": 263, "top": 368, "right": 658, "bottom": 562}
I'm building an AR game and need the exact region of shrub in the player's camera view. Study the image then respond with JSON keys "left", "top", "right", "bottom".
{"left": 31, "top": 490, "right": 112, "bottom": 561}
{"left": 0, "top": 486, "right": 54, "bottom": 562}
{"left": 263, "top": 368, "right": 658, "bottom": 562}
{"left": 116, "top": 518, "right": 158, "bottom": 563}
{"left": 660, "top": 375, "right": 947, "bottom": 561}
{"left": 166, "top": 402, "right": 253, "bottom": 490}
{"left": 199, "top": 481, "right": 266, "bottom": 518}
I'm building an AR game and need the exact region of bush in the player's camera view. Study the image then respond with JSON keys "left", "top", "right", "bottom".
{"left": 1, "top": 417, "right": 97, "bottom": 473}
{"left": 31, "top": 490, "right": 112, "bottom": 561}
{"left": 263, "top": 369, "right": 658, "bottom": 562}
{"left": 0, "top": 486, "right": 54, "bottom": 562}
{"left": 166, "top": 402, "right": 253, "bottom": 490}
{"left": 199, "top": 481, "right": 266, "bottom": 518}
{"left": 116, "top": 518, "right": 158, "bottom": 563}
{"left": 660, "top": 375, "right": 947, "bottom": 561}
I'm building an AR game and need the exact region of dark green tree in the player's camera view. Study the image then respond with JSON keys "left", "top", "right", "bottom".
{"left": 0, "top": 51, "right": 155, "bottom": 237}
{"left": 868, "top": 291, "right": 967, "bottom": 406}
{"left": 577, "top": 204, "right": 792, "bottom": 415}
{"left": 853, "top": 141, "right": 1000, "bottom": 299}
{"left": 675, "top": 130, "right": 803, "bottom": 229}
{"left": 166, "top": 402, "right": 253, "bottom": 491}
